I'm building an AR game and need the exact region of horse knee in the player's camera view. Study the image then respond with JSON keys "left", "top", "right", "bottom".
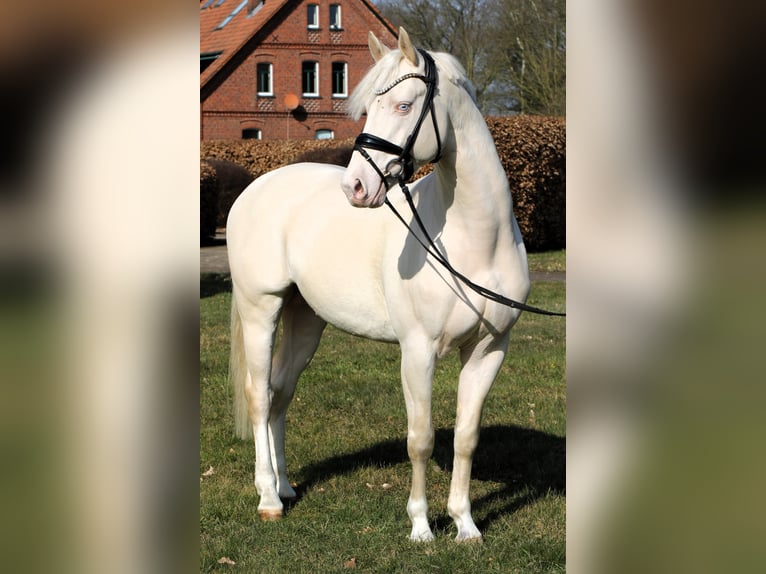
{"left": 408, "top": 428, "right": 434, "bottom": 460}
{"left": 453, "top": 428, "right": 479, "bottom": 459}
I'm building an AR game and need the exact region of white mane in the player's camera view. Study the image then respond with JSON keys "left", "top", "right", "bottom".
{"left": 348, "top": 50, "right": 476, "bottom": 121}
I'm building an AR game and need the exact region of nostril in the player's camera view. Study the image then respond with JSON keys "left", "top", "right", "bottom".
{"left": 353, "top": 179, "right": 365, "bottom": 198}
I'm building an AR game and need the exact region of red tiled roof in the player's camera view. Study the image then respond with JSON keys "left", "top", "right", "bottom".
{"left": 200, "top": 0, "right": 396, "bottom": 91}
{"left": 200, "top": 0, "right": 293, "bottom": 88}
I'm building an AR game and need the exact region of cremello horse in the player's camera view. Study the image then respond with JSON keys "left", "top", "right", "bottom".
{"left": 227, "top": 28, "right": 530, "bottom": 542}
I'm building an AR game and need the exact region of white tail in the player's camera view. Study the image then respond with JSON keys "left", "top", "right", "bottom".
{"left": 229, "top": 290, "right": 253, "bottom": 439}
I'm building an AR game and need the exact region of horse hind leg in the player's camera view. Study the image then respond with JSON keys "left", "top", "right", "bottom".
{"left": 236, "top": 289, "right": 290, "bottom": 520}
{"left": 268, "top": 289, "right": 326, "bottom": 501}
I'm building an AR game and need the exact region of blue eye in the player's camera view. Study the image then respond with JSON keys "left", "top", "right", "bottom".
{"left": 397, "top": 102, "right": 411, "bottom": 113}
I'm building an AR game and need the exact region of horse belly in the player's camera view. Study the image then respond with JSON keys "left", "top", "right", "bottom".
{"left": 302, "top": 284, "right": 395, "bottom": 341}
{"left": 276, "top": 169, "right": 396, "bottom": 341}
{"left": 291, "top": 247, "right": 396, "bottom": 342}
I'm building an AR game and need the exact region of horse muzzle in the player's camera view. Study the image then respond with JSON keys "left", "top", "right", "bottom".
{"left": 342, "top": 174, "right": 387, "bottom": 208}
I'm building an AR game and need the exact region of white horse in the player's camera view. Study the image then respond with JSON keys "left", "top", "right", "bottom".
{"left": 226, "top": 28, "right": 530, "bottom": 542}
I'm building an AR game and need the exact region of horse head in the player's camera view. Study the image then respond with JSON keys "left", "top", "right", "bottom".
{"left": 341, "top": 28, "right": 448, "bottom": 208}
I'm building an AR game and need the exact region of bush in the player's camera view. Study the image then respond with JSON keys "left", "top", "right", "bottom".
{"left": 203, "top": 158, "right": 254, "bottom": 228}
{"left": 291, "top": 145, "right": 354, "bottom": 167}
{"left": 200, "top": 160, "right": 219, "bottom": 240}
{"left": 201, "top": 138, "right": 356, "bottom": 181}
{"left": 200, "top": 116, "right": 565, "bottom": 251}
{"left": 488, "top": 116, "right": 565, "bottom": 252}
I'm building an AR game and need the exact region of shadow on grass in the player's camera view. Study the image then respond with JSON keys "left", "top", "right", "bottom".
{"left": 201, "top": 273, "right": 232, "bottom": 298}
{"left": 287, "top": 424, "right": 564, "bottom": 532}
{"left": 434, "top": 425, "right": 565, "bottom": 533}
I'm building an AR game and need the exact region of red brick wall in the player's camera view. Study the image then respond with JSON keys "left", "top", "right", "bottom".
{"left": 201, "top": 0, "right": 397, "bottom": 141}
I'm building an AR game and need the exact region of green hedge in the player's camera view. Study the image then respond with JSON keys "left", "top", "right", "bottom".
{"left": 200, "top": 116, "right": 565, "bottom": 251}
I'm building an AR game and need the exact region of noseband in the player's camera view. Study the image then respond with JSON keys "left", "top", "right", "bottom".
{"left": 353, "top": 49, "right": 442, "bottom": 188}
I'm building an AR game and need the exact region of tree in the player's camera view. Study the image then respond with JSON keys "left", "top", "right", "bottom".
{"left": 377, "top": 0, "right": 565, "bottom": 116}
{"left": 492, "top": 0, "right": 566, "bottom": 115}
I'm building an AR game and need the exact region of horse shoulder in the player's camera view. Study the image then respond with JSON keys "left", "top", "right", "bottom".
{"left": 227, "top": 163, "right": 347, "bottom": 295}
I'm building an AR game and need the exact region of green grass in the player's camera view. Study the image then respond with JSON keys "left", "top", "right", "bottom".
{"left": 201, "top": 256, "right": 565, "bottom": 573}
{"left": 526, "top": 249, "right": 565, "bottom": 273}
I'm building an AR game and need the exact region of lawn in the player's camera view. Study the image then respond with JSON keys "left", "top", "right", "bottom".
{"left": 200, "top": 251, "right": 565, "bottom": 573}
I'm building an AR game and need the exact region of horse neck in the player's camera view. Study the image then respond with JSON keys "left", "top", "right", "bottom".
{"left": 433, "top": 100, "right": 512, "bottom": 235}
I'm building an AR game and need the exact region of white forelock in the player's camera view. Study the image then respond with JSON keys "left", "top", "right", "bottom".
{"left": 348, "top": 49, "right": 476, "bottom": 121}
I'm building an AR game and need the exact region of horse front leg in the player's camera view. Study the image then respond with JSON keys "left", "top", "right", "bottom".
{"left": 400, "top": 338, "right": 437, "bottom": 542}
{"left": 449, "top": 334, "right": 509, "bottom": 541}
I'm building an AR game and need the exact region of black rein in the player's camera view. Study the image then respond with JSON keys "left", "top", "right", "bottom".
{"left": 354, "top": 49, "right": 565, "bottom": 318}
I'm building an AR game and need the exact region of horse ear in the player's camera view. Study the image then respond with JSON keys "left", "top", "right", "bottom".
{"left": 368, "top": 32, "right": 390, "bottom": 62}
{"left": 398, "top": 27, "right": 419, "bottom": 66}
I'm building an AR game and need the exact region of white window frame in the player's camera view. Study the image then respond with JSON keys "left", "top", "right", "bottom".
{"left": 330, "top": 4, "right": 342, "bottom": 30}
{"left": 256, "top": 62, "right": 273, "bottom": 96}
{"left": 316, "top": 129, "right": 334, "bottom": 140}
{"left": 302, "top": 61, "right": 319, "bottom": 97}
{"left": 307, "top": 4, "right": 319, "bottom": 29}
{"left": 331, "top": 62, "right": 347, "bottom": 97}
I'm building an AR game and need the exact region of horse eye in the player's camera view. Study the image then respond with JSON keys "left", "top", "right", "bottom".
{"left": 397, "top": 102, "right": 411, "bottom": 113}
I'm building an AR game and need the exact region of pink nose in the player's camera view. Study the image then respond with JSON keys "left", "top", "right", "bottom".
{"left": 342, "top": 177, "right": 368, "bottom": 206}
{"left": 351, "top": 179, "right": 366, "bottom": 201}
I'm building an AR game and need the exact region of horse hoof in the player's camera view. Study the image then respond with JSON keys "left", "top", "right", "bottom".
{"left": 455, "top": 532, "right": 483, "bottom": 544}
{"left": 409, "top": 529, "right": 435, "bottom": 543}
{"left": 258, "top": 509, "right": 283, "bottom": 521}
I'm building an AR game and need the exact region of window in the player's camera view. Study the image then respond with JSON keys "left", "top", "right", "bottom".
{"left": 307, "top": 4, "right": 319, "bottom": 29}
{"left": 302, "top": 61, "right": 319, "bottom": 96}
{"left": 216, "top": 0, "right": 248, "bottom": 30}
{"left": 200, "top": 52, "right": 221, "bottom": 73}
{"left": 242, "top": 128, "right": 262, "bottom": 140}
{"left": 330, "top": 5, "right": 342, "bottom": 29}
{"left": 256, "top": 63, "right": 273, "bottom": 96}
{"left": 316, "top": 129, "right": 334, "bottom": 140}
{"left": 332, "top": 62, "right": 347, "bottom": 97}
{"left": 247, "top": 1, "right": 264, "bottom": 17}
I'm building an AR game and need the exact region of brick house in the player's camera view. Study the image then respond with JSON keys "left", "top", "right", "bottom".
{"left": 200, "top": 0, "right": 397, "bottom": 141}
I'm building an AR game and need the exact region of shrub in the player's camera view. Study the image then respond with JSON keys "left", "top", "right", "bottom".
{"left": 200, "top": 116, "right": 565, "bottom": 251}
{"left": 201, "top": 138, "right": 356, "bottom": 181}
{"left": 203, "top": 158, "right": 254, "bottom": 228}
{"left": 200, "top": 160, "right": 219, "bottom": 240}
{"left": 291, "top": 145, "right": 354, "bottom": 167}
{"left": 489, "top": 116, "right": 565, "bottom": 252}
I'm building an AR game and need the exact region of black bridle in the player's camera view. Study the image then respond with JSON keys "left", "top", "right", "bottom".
{"left": 353, "top": 49, "right": 441, "bottom": 188}
{"left": 352, "top": 49, "right": 565, "bottom": 318}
